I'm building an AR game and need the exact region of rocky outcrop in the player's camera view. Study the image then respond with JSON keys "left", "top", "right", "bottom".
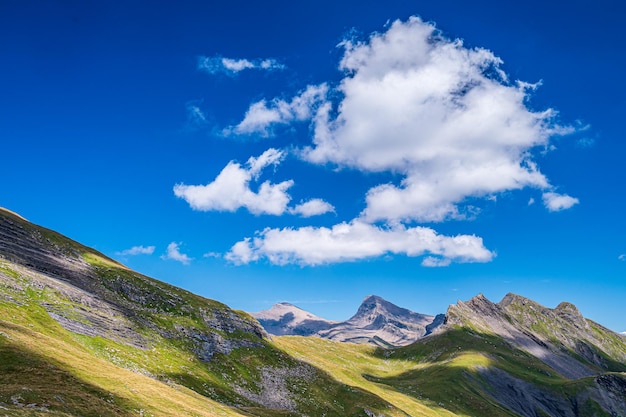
{"left": 0, "top": 207, "right": 268, "bottom": 359}
{"left": 446, "top": 293, "right": 607, "bottom": 379}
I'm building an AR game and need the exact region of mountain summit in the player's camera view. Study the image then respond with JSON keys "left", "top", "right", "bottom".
{"left": 251, "top": 302, "right": 335, "bottom": 336}
{"left": 253, "top": 294, "right": 444, "bottom": 347}
{"left": 1, "top": 207, "right": 625, "bottom": 417}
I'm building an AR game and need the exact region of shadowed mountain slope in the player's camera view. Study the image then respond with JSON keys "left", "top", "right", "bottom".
{"left": 1, "top": 207, "right": 624, "bottom": 417}
{"left": 0, "top": 207, "right": 410, "bottom": 417}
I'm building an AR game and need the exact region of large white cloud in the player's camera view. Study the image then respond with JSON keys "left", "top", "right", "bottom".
{"left": 189, "top": 16, "right": 581, "bottom": 267}
{"left": 225, "top": 220, "right": 494, "bottom": 266}
{"left": 300, "top": 17, "right": 575, "bottom": 222}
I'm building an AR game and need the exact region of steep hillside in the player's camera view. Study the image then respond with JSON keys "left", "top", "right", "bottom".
{"left": 0, "top": 207, "right": 408, "bottom": 417}
{"left": 254, "top": 295, "right": 444, "bottom": 347}
{"left": 277, "top": 294, "right": 626, "bottom": 417}
{"left": 1, "top": 207, "right": 624, "bottom": 417}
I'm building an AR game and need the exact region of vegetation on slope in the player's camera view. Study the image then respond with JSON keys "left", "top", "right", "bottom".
{"left": 1, "top": 207, "right": 624, "bottom": 417}
{"left": 0, "top": 208, "right": 405, "bottom": 416}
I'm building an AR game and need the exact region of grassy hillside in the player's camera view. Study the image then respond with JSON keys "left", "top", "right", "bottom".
{"left": 0, "top": 208, "right": 405, "bottom": 417}
{"left": 1, "top": 207, "right": 624, "bottom": 417}
{"left": 277, "top": 328, "right": 626, "bottom": 417}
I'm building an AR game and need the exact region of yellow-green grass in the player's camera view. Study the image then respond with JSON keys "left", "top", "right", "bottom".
{"left": 0, "top": 300, "right": 251, "bottom": 417}
{"left": 274, "top": 329, "right": 592, "bottom": 417}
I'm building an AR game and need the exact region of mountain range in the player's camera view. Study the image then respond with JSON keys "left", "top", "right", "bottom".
{"left": 0, "top": 206, "right": 625, "bottom": 417}
{"left": 252, "top": 295, "right": 445, "bottom": 347}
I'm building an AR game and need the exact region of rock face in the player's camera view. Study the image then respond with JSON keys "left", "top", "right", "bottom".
{"left": 254, "top": 295, "right": 444, "bottom": 347}
{"left": 446, "top": 293, "right": 626, "bottom": 379}
{"left": 442, "top": 293, "right": 626, "bottom": 416}
{"left": 0, "top": 207, "right": 268, "bottom": 356}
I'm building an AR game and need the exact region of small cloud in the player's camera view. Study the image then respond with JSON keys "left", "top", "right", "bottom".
{"left": 203, "top": 251, "right": 222, "bottom": 259}
{"left": 619, "top": 254, "right": 626, "bottom": 261}
{"left": 161, "top": 242, "right": 192, "bottom": 265}
{"left": 289, "top": 199, "right": 335, "bottom": 217}
{"left": 116, "top": 245, "right": 155, "bottom": 256}
{"left": 542, "top": 192, "right": 579, "bottom": 212}
{"left": 528, "top": 197, "right": 535, "bottom": 206}
{"left": 198, "top": 55, "right": 285, "bottom": 75}
{"left": 227, "top": 84, "right": 328, "bottom": 137}
{"left": 576, "top": 137, "right": 595, "bottom": 148}
{"left": 185, "top": 102, "right": 208, "bottom": 128}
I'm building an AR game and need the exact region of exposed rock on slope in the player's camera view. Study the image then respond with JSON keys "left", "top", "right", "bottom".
{"left": 0, "top": 208, "right": 408, "bottom": 417}
{"left": 254, "top": 295, "right": 444, "bottom": 347}
{"left": 439, "top": 293, "right": 626, "bottom": 416}
{"left": 446, "top": 293, "right": 626, "bottom": 378}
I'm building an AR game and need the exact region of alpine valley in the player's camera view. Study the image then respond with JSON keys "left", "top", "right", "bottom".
{"left": 0, "top": 206, "right": 625, "bottom": 417}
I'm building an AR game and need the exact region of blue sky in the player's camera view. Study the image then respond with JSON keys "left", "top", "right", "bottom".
{"left": 2, "top": 0, "right": 625, "bottom": 332}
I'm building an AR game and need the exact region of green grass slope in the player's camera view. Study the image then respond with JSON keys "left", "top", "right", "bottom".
{"left": 0, "top": 208, "right": 406, "bottom": 417}
{"left": 1, "top": 207, "right": 624, "bottom": 417}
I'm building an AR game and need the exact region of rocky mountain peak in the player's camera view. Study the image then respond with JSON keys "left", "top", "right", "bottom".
{"left": 254, "top": 295, "right": 442, "bottom": 347}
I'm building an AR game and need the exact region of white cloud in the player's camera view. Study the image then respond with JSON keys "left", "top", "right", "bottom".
{"left": 174, "top": 148, "right": 293, "bottom": 215}
{"left": 116, "top": 245, "right": 155, "bottom": 256}
{"left": 289, "top": 199, "right": 335, "bottom": 217}
{"left": 186, "top": 17, "right": 581, "bottom": 268}
{"left": 161, "top": 242, "right": 192, "bottom": 265}
{"left": 296, "top": 17, "right": 573, "bottom": 223}
{"left": 229, "top": 84, "right": 328, "bottom": 136}
{"left": 174, "top": 148, "right": 331, "bottom": 217}
{"left": 225, "top": 220, "right": 494, "bottom": 266}
{"left": 528, "top": 197, "right": 535, "bottom": 206}
{"left": 618, "top": 254, "right": 626, "bottom": 261}
{"left": 198, "top": 56, "right": 284, "bottom": 74}
{"left": 542, "top": 192, "right": 579, "bottom": 212}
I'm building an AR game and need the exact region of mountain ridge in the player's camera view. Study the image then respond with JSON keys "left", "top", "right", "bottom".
{"left": 253, "top": 294, "right": 445, "bottom": 347}
{"left": 1, "top": 206, "right": 625, "bottom": 417}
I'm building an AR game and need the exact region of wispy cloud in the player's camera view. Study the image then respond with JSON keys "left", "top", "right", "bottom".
{"left": 619, "top": 254, "right": 626, "bottom": 261}
{"left": 227, "top": 84, "right": 327, "bottom": 136}
{"left": 198, "top": 56, "right": 285, "bottom": 75}
{"left": 161, "top": 242, "right": 192, "bottom": 265}
{"left": 116, "top": 245, "right": 155, "bottom": 256}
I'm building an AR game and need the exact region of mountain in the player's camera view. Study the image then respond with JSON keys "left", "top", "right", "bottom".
{"left": 0, "top": 207, "right": 409, "bottom": 417}
{"left": 1, "top": 206, "right": 625, "bottom": 417}
{"left": 253, "top": 295, "right": 444, "bottom": 347}
{"left": 278, "top": 294, "right": 626, "bottom": 417}
{"left": 251, "top": 302, "right": 336, "bottom": 336}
